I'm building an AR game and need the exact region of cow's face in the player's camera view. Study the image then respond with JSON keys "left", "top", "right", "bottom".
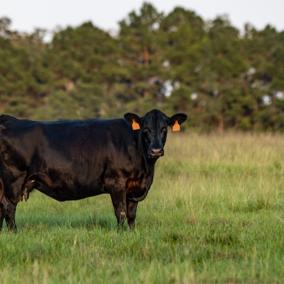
{"left": 124, "top": 109, "right": 187, "bottom": 159}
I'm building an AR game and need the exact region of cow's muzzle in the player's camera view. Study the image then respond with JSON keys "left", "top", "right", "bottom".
{"left": 149, "top": 148, "right": 164, "bottom": 158}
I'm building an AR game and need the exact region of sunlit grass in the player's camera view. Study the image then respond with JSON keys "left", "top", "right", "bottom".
{"left": 1, "top": 132, "right": 284, "bottom": 283}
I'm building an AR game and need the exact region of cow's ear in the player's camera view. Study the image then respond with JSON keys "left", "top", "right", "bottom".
{"left": 124, "top": 113, "right": 142, "bottom": 130}
{"left": 168, "top": 113, "right": 187, "bottom": 131}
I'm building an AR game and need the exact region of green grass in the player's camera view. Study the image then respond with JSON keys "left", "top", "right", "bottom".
{"left": 1, "top": 132, "right": 284, "bottom": 283}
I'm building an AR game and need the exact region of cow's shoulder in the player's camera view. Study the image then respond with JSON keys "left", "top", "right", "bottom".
{"left": 103, "top": 118, "right": 138, "bottom": 142}
{"left": 100, "top": 118, "right": 132, "bottom": 131}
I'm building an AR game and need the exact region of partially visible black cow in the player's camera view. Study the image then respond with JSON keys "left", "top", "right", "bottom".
{"left": 0, "top": 109, "right": 187, "bottom": 231}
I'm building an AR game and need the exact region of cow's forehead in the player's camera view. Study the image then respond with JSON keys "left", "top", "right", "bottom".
{"left": 143, "top": 112, "right": 168, "bottom": 126}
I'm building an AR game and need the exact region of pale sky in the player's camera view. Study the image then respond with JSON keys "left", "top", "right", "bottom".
{"left": 1, "top": 0, "right": 283, "bottom": 39}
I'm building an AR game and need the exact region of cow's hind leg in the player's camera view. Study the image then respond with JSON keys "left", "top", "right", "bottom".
{"left": 0, "top": 205, "right": 4, "bottom": 231}
{"left": 127, "top": 200, "right": 138, "bottom": 229}
{"left": 0, "top": 178, "right": 4, "bottom": 231}
{"left": 0, "top": 177, "right": 22, "bottom": 232}
{"left": 1, "top": 194, "right": 17, "bottom": 231}
{"left": 4, "top": 202, "right": 17, "bottom": 231}
{"left": 0, "top": 198, "right": 17, "bottom": 231}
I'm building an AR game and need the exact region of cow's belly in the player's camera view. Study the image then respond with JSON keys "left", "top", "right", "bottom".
{"left": 24, "top": 172, "right": 106, "bottom": 202}
{"left": 37, "top": 184, "right": 105, "bottom": 201}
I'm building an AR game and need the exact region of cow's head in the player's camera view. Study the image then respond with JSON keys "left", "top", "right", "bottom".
{"left": 124, "top": 109, "right": 187, "bottom": 159}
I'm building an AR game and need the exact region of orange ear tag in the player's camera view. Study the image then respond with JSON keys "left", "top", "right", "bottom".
{"left": 173, "top": 120, "right": 180, "bottom": 132}
{"left": 132, "top": 119, "right": 140, "bottom": 130}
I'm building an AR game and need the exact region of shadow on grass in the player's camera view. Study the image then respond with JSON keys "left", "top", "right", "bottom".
{"left": 15, "top": 213, "right": 117, "bottom": 231}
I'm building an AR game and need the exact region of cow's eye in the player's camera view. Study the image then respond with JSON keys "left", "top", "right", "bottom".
{"left": 144, "top": 127, "right": 150, "bottom": 132}
{"left": 162, "top": 127, "right": 167, "bottom": 132}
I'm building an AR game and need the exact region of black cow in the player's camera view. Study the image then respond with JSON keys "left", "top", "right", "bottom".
{"left": 0, "top": 109, "right": 187, "bottom": 231}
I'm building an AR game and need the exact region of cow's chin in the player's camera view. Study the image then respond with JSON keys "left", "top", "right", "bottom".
{"left": 148, "top": 154, "right": 164, "bottom": 159}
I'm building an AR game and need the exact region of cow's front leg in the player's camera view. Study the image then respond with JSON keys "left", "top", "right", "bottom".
{"left": 110, "top": 189, "right": 127, "bottom": 229}
{"left": 127, "top": 200, "right": 138, "bottom": 229}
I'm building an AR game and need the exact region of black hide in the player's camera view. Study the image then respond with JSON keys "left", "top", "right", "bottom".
{"left": 0, "top": 109, "right": 187, "bottom": 230}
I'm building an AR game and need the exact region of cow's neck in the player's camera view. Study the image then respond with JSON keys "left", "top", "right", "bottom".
{"left": 139, "top": 134, "right": 158, "bottom": 173}
{"left": 126, "top": 131, "right": 159, "bottom": 203}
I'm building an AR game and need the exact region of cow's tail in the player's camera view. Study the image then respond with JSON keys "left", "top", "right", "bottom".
{"left": 0, "top": 116, "right": 9, "bottom": 201}
{"left": 0, "top": 117, "right": 6, "bottom": 228}
{"left": 0, "top": 177, "right": 3, "bottom": 202}
{"left": 0, "top": 114, "right": 18, "bottom": 124}
{"left": 0, "top": 116, "right": 12, "bottom": 202}
{"left": 0, "top": 116, "right": 12, "bottom": 200}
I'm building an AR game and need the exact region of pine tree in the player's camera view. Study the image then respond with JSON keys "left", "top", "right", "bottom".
{"left": 205, "top": 17, "right": 247, "bottom": 133}
{"left": 118, "top": 2, "right": 165, "bottom": 114}
{"left": 0, "top": 18, "right": 50, "bottom": 118}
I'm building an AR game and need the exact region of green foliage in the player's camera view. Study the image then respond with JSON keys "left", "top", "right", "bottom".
{"left": 1, "top": 3, "right": 284, "bottom": 132}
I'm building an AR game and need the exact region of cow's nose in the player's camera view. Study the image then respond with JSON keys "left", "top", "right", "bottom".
{"left": 149, "top": 148, "right": 164, "bottom": 158}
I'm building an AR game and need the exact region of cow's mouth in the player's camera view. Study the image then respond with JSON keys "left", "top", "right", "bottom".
{"left": 148, "top": 148, "right": 164, "bottom": 159}
{"left": 149, "top": 155, "right": 160, "bottom": 159}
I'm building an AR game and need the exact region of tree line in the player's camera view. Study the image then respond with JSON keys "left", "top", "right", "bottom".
{"left": 1, "top": 2, "right": 284, "bottom": 133}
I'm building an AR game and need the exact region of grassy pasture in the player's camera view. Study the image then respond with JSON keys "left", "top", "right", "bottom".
{"left": 1, "top": 132, "right": 284, "bottom": 283}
